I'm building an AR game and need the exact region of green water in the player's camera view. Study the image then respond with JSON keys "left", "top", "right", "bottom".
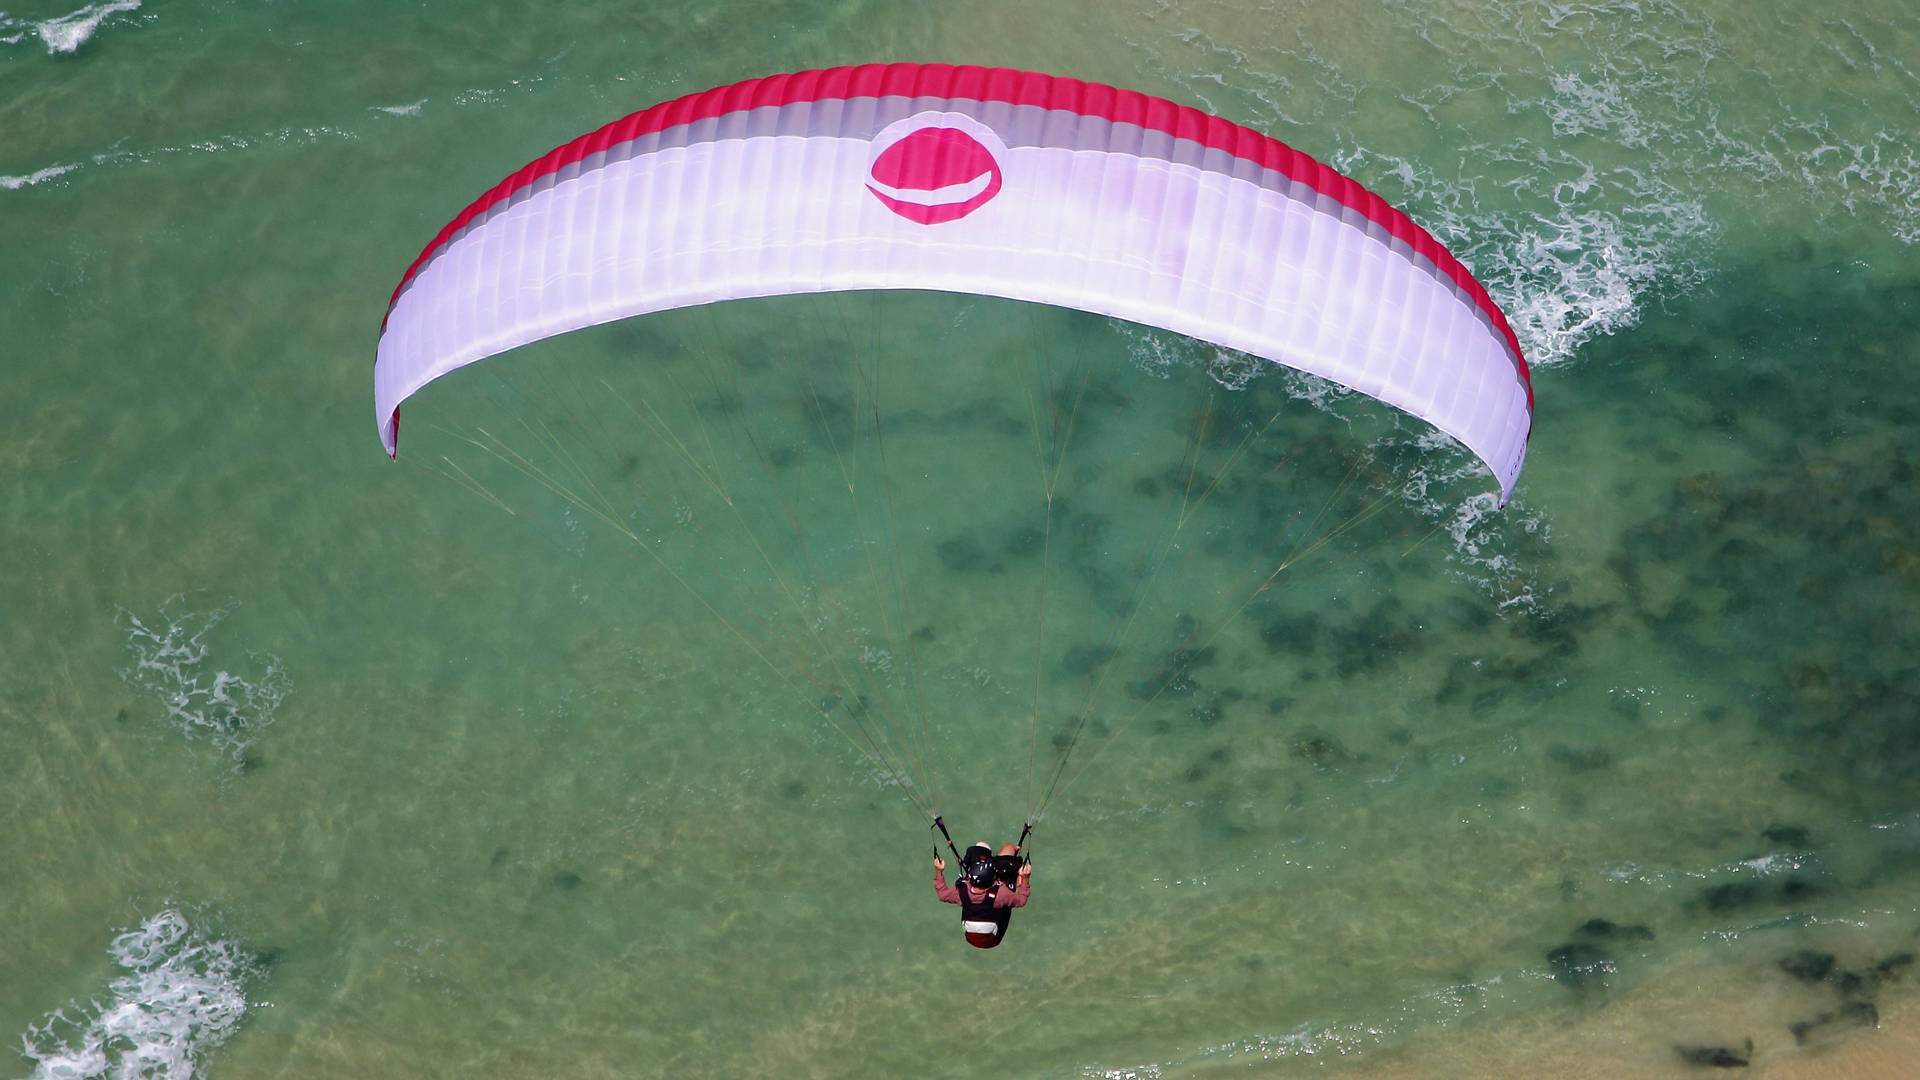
{"left": 6, "top": 1, "right": 1920, "bottom": 1077}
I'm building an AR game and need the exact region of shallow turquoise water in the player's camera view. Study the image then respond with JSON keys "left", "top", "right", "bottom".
{"left": 6, "top": 2, "right": 1920, "bottom": 1077}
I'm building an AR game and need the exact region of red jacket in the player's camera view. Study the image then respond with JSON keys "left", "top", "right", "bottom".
{"left": 934, "top": 870, "right": 1030, "bottom": 909}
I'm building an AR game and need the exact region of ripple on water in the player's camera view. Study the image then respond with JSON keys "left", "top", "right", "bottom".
{"left": 116, "top": 595, "right": 291, "bottom": 772}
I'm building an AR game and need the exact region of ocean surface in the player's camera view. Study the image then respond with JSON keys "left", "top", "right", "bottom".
{"left": 6, "top": 1, "right": 1920, "bottom": 1077}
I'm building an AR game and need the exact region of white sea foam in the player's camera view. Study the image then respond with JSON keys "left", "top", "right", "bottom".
{"left": 1803, "top": 126, "right": 1920, "bottom": 245}
{"left": 17, "top": 909, "right": 255, "bottom": 1080}
{"left": 858, "top": 644, "right": 894, "bottom": 676}
{"left": 1, "top": 162, "right": 80, "bottom": 190}
{"left": 1334, "top": 142, "right": 1715, "bottom": 372}
{"left": 1083, "top": 1065, "right": 1164, "bottom": 1079}
{"left": 371, "top": 99, "right": 428, "bottom": 117}
{"left": 1, "top": 126, "right": 358, "bottom": 193}
{"left": 117, "top": 596, "right": 291, "bottom": 767}
{"left": 1118, "top": 322, "right": 1184, "bottom": 381}
{"left": 0, "top": 0, "right": 142, "bottom": 55}
{"left": 1544, "top": 71, "right": 1656, "bottom": 149}
{"left": 1201, "top": 348, "right": 1269, "bottom": 392}
{"left": 1391, "top": 431, "right": 1551, "bottom": 607}
{"left": 1269, "top": 367, "right": 1356, "bottom": 425}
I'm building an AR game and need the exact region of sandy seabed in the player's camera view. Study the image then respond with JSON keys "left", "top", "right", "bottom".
{"left": 1763, "top": 1006, "right": 1920, "bottom": 1080}
{"left": 1351, "top": 975, "right": 1918, "bottom": 1080}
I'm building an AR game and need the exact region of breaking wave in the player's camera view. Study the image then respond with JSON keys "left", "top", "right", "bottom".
{"left": 0, "top": 0, "right": 142, "bottom": 56}
{"left": 16, "top": 909, "right": 257, "bottom": 1080}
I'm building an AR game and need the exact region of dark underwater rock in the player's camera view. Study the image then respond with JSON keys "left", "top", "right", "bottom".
{"left": 1762, "top": 824, "right": 1810, "bottom": 848}
{"left": 804, "top": 391, "right": 849, "bottom": 426}
{"left": 1049, "top": 713, "right": 1106, "bottom": 755}
{"left": 1002, "top": 524, "right": 1045, "bottom": 558}
{"left": 1546, "top": 744, "right": 1614, "bottom": 772}
{"left": 1442, "top": 595, "right": 1493, "bottom": 631}
{"left": 1778, "top": 768, "right": 1827, "bottom": 796}
{"left": 1874, "top": 952, "right": 1915, "bottom": 978}
{"left": 1642, "top": 597, "right": 1705, "bottom": 644}
{"left": 1778, "top": 877, "right": 1821, "bottom": 903}
{"left": 1194, "top": 795, "right": 1249, "bottom": 840}
{"left": 1676, "top": 471, "right": 1726, "bottom": 511}
{"left": 1788, "top": 660, "right": 1831, "bottom": 697}
{"left": 1622, "top": 517, "right": 1699, "bottom": 566}
{"left": 816, "top": 692, "right": 871, "bottom": 721}
{"left": 1698, "top": 882, "right": 1763, "bottom": 914}
{"left": 1789, "top": 1000, "right": 1878, "bottom": 1044}
{"left": 1257, "top": 612, "right": 1317, "bottom": 655}
{"left": 552, "top": 870, "right": 584, "bottom": 891}
{"left": 1432, "top": 657, "right": 1476, "bottom": 706}
{"left": 1068, "top": 511, "right": 1109, "bottom": 555}
{"left": 1675, "top": 1041, "right": 1750, "bottom": 1068}
{"left": 1831, "top": 969, "right": 1878, "bottom": 998}
{"left": 1546, "top": 942, "right": 1614, "bottom": 990}
{"left": 1507, "top": 600, "right": 1597, "bottom": 657}
{"left": 1433, "top": 654, "right": 1548, "bottom": 711}
{"left": 1778, "top": 950, "right": 1835, "bottom": 984}
{"left": 1578, "top": 918, "right": 1653, "bottom": 941}
{"left": 1329, "top": 600, "right": 1422, "bottom": 677}
{"left": 1607, "top": 549, "right": 1643, "bottom": 597}
{"left": 935, "top": 537, "right": 986, "bottom": 572}
{"left": 1126, "top": 644, "right": 1214, "bottom": 700}
{"left": 1289, "top": 729, "right": 1349, "bottom": 769}
{"left": 1479, "top": 776, "right": 1518, "bottom": 799}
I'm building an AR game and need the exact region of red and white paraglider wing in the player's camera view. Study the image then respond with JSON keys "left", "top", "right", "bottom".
{"left": 376, "top": 64, "right": 1533, "bottom": 501}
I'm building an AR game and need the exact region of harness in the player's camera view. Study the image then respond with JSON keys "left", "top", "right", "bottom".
{"left": 958, "top": 881, "right": 1014, "bottom": 945}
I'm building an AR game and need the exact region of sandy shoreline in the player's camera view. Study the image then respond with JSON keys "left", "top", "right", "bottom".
{"left": 1760, "top": 999, "right": 1920, "bottom": 1080}
{"left": 1346, "top": 978, "right": 1920, "bottom": 1080}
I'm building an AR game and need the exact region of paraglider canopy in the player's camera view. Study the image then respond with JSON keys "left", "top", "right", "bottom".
{"left": 375, "top": 63, "right": 1532, "bottom": 502}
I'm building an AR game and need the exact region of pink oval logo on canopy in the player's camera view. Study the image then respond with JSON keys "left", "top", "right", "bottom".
{"left": 866, "top": 118, "right": 1004, "bottom": 224}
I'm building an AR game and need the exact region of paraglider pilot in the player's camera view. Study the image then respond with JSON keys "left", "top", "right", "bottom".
{"left": 934, "top": 838, "right": 1031, "bottom": 949}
